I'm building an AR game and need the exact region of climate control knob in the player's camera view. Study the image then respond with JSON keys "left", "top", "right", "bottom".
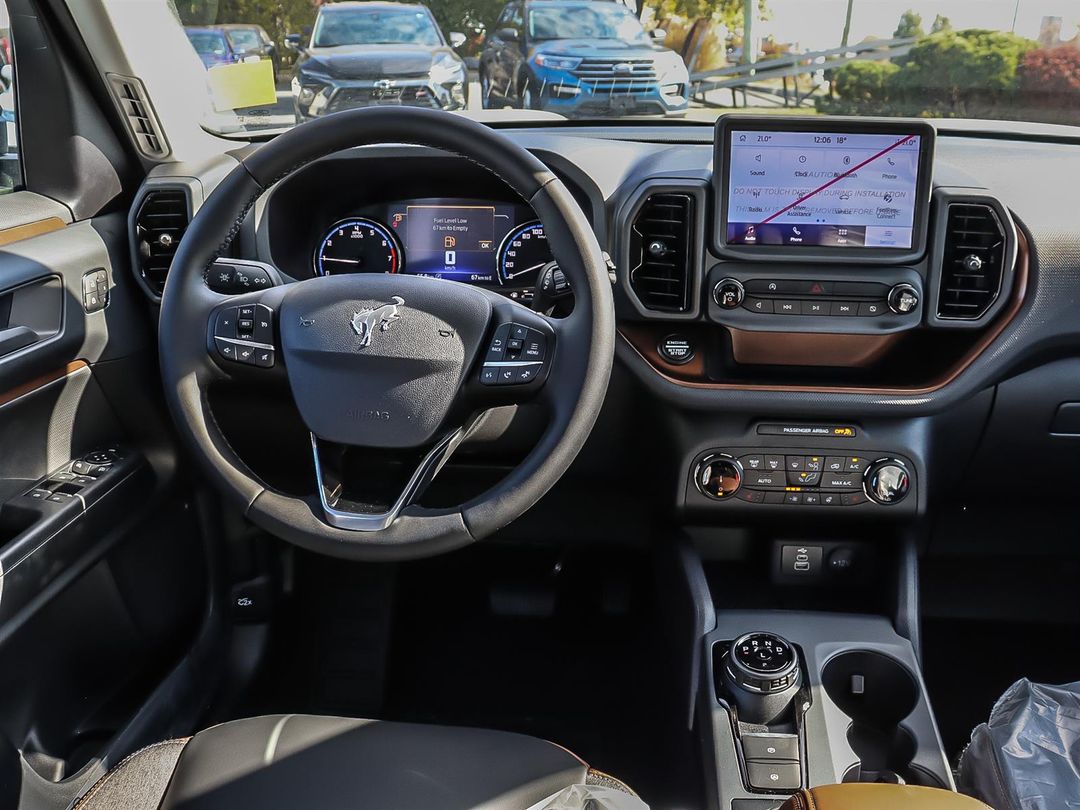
{"left": 695, "top": 453, "right": 743, "bottom": 500}
{"left": 864, "top": 460, "right": 911, "bottom": 505}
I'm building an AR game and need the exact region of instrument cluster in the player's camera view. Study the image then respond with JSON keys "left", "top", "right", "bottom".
{"left": 313, "top": 197, "right": 553, "bottom": 301}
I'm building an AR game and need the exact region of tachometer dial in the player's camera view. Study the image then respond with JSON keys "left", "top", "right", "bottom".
{"left": 315, "top": 217, "right": 401, "bottom": 276}
{"left": 497, "top": 221, "right": 551, "bottom": 287}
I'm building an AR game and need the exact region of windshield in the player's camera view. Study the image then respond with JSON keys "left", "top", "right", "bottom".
{"left": 312, "top": 9, "right": 441, "bottom": 47}
{"left": 529, "top": 5, "right": 649, "bottom": 43}
{"left": 158, "top": 0, "right": 1080, "bottom": 135}
{"left": 186, "top": 31, "right": 228, "bottom": 56}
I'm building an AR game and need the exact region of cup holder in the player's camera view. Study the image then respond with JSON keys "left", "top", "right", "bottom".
{"left": 822, "top": 650, "right": 944, "bottom": 788}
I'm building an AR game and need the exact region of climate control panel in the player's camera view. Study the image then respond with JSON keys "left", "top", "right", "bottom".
{"left": 691, "top": 449, "right": 914, "bottom": 510}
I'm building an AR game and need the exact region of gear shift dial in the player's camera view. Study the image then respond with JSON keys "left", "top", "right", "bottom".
{"left": 721, "top": 632, "right": 802, "bottom": 725}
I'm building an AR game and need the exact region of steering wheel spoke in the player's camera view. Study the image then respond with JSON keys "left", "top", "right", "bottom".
{"left": 311, "top": 426, "right": 470, "bottom": 532}
{"left": 205, "top": 285, "right": 289, "bottom": 382}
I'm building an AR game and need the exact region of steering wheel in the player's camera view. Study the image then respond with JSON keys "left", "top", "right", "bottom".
{"left": 158, "top": 108, "right": 614, "bottom": 561}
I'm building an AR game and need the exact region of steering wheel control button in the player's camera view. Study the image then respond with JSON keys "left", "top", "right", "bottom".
{"left": 480, "top": 367, "right": 499, "bottom": 385}
{"left": 523, "top": 332, "right": 546, "bottom": 361}
{"left": 485, "top": 323, "right": 512, "bottom": 362}
{"left": 215, "top": 307, "right": 238, "bottom": 339}
{"left": 888, "top": 283, "right": 920, "bottom": 315}
{"left": 713, "top": 278, "right": 745, "bottom": 309}
{"left": 864, "top": 460, "right": 911, "bottom": 504}
{"left": 658, "top": 334, "right": 694, "bottom": 365}
{"left": 480, "top": 322, "right": 550, "bottom": 386}
{"left": 215, "top": 338, "right": 237, "bottom": 361}
{"left": 695, "top": 454, "right": 742, "bottom": 500}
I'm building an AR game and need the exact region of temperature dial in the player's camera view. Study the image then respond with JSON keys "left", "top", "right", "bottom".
{"left": 864, "top": 460, "right": 911, "bottom": 505}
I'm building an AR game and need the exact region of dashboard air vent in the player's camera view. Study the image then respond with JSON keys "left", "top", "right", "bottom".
{"left": 630, "top": 193, "right": 693, "bottom": 312}
{"left": 937, "top": 203, "right": 1006, "bottom": 320}
{"left": 135, "top": 189, "right": 189, "bottom": 296}
{"left": 108, "top": 74, "right": 169, "bottom": 158}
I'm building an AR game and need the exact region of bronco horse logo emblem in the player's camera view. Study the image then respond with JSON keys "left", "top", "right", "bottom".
{"left": 350, "top": 296, "right": 404, "bottom": 347}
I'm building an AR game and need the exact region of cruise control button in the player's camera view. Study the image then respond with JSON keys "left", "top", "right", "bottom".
{"left": 254, "top": 348, "right": 275, "bottom": 368}
{"left": 822, "top": 473, "right": 862, "bottom": 489}
{"left": 238, "top": 305, "right": 255, "bottom": 321}
{"left": 254, "top": 305, "right": 274, "bottom": 344}
{"left": 236, "top": 343, "right": 257, "bottom": 365}
{"left": 215, "top": 307, "right": 238, "bottom": 339}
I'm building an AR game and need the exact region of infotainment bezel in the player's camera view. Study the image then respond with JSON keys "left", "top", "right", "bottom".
{"left": 713, "top": 115, "right": 936, "bottom": 264}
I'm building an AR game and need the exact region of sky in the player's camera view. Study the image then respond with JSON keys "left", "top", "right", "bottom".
{"left": 757, "top": 0, "right": 1079, "bottom": 50}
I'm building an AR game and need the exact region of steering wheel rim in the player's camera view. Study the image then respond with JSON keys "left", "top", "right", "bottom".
{"left": 158, "top": 107, "right": 614, "bottom": 561}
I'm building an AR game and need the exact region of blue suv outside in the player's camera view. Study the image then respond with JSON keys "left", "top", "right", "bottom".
{"left": 479, "top": 0, "right": 689, "bottom": 118}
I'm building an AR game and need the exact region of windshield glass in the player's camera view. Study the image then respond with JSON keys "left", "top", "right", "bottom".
{"left": 157, "top": 0, "right": 1080, "bottom": 135}
{"left": 186, "top": 30, "right": 227, "bottom": 55}
{"left": 529, "top": 5, "right": 649, "bottom": 43}
{"left": 312, "top": 9, "right": 441, "bottom": 47}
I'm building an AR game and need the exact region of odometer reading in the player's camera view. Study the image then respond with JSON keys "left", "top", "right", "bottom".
{"left": 498, "top": 221, "right": 551, "bottom": 287}
{"left": 315, "top": 217, "right": 401, "bottom": 276}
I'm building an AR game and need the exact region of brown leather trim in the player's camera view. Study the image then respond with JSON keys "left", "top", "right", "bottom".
{"left": 728, "top": 330, "right": 900, "bottom": 368}
{"left": 619, "top": 229, "right": 1029, "bottom": 395}
{"left": 0, "top": 361, "right": 89, "bottom": 408}
{"left": 0, "top": 216, "right": 66, "bottom": 247}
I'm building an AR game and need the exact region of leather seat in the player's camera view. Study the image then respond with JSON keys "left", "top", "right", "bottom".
{"left": 778, "top": 785, "right": 991, "bottom": 809}
{"left": 73, "top": 714, "right": 638, "bottom": 810}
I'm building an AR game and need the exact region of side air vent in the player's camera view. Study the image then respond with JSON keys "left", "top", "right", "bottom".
{"left": 135, "top": 189, "right": 189, "bottom": 296}
{"left": 937, "top": 203, "right": 1007, "bottom": 320}
{"left": 107, "top": 74, "right": 169, "bottom": 158}
{"left": 630, "top": 193, "right": 694, "bottom": 312}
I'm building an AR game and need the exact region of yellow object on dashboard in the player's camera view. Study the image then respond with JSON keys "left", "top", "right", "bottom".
{"left": 206, "top": 59, "right": 276, "bottom": 112}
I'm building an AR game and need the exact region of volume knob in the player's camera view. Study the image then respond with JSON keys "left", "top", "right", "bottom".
{"left": 864, "top": 460, "right": 911, "bottom": 505}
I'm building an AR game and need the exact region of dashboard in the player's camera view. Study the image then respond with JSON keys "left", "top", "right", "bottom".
{"left": 132, "top": 115, "right": 1080, "bottom": 533}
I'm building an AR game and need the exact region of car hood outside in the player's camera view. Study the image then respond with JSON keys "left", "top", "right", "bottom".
{"left": 300, "top": 44, "right": 457, "bottom": 80}
{"left": 528, "top": 39, "right": 663, "bottom": 59}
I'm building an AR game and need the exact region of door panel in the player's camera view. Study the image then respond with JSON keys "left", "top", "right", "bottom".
{"left": 0, "top": 191, "right": 206, "bottom": 796}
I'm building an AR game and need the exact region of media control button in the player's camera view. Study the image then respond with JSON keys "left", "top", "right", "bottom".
{"left": 801, "top": 300, "right": 829, "bottom": 316}
{"left": 830, "top": 301, "right": 859, "bottom": 316}
{"left": 713, "top": 278, "right": 745, "bottom": 309}
{"left": 774, "top": 300, "right": 799, "bottom": 315}
{"left": 859, "top": 301, "right": 887, "bottom": 317}
{"left": 743, "top": 297, "right": 774, "bottom": 314}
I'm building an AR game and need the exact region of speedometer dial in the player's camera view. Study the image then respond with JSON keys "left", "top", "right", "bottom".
{"left": 315, "top": 217, "right": 401, "bottom": 276}
{"left": 497, "top": 221, "right": 551, "bottom": 287}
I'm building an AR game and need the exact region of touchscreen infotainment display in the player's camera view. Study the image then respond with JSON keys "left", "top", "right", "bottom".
{"left": 725, "top": 129, "right": 923, "bottom": 250}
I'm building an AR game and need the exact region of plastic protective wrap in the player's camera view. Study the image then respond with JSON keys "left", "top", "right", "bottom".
{"left": 958, "top": 678, "right": 1080, "bottom": 810}
{"left": 526, "top": 784, "right": 650, "bottom": 810}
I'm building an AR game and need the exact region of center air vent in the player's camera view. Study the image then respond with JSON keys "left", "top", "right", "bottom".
{"left": 134, "top": 189, "right": 189, "bottom": 297}
{"left": 937, "top": 203, "right": 1006, "bottom": 320}
{"left": 630, "top": 193, "right": 694, "bottom": 313}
